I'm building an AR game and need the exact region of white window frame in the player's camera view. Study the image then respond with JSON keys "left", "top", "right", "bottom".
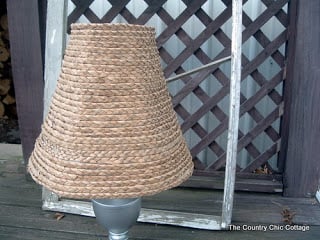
{"left": 42, "top": 0, "right": 242, "bottom": 230}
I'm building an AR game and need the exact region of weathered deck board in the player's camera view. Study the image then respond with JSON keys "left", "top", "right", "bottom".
{"left": 1, "top": 157, "right": 320, "bottom": 239}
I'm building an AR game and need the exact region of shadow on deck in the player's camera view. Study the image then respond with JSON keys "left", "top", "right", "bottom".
{"left": 0, "top": 144, "right": 319, "bottom": 239}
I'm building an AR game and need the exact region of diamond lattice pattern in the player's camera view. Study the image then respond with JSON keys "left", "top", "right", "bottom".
{"left": 67, "top": 0, "right": 289, "bottom": 176}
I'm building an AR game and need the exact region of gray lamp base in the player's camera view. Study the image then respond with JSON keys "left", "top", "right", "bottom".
{"left": 92, "top": 198, "right": 141, "bottom": 240}
{"left": 108, "top": 231, "right": 129, "bottom": 240}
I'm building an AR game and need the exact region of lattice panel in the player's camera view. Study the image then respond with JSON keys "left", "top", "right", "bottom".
{"left": 67, "top": 0, "right": 289, "bottom": 178}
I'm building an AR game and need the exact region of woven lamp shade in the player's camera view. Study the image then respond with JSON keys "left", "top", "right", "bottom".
{"left": 28, "top": 23, "right": 194, "bottom": 199}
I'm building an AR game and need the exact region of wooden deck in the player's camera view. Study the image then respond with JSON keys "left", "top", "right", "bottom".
{"left": 0, "top": 145, "right": 320, "bottom": 239}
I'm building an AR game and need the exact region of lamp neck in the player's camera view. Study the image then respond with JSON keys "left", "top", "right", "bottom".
{"left": 109, "top": 231, "right": 128, "bottom": 240}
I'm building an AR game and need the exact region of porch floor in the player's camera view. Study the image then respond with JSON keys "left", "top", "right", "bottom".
{"left": 0, "top": 144, "right": 319, "bottom": 240}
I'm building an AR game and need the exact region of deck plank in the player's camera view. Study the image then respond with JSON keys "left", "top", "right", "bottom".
{"left": 1, "top": 158, "right": 320, "bottom": 239}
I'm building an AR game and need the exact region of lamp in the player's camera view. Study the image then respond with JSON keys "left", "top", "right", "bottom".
{"left": 28, "top": 23, "right": 193, "bottom": 239}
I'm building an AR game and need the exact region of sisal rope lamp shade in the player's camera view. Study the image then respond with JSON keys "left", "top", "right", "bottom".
{"left": 28, "top": 24, "right": 193, "bottom": 201}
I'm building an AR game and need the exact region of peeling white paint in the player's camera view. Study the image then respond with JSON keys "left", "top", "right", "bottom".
{"left": 50, "top": 29, "right": 56, "bottom": 44}
{"left": 41, "top": 0, "right": 244, "bottom": 231}
{"left": 43, "top": 200, "right": 222, "bottom": 230}
{"left": 316, "top": 190, "right": 320, "bottom": 203}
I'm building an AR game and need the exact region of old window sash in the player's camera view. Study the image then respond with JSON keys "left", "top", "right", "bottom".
{"left": 42, "top": 0, "right": 242, "bottom": 230}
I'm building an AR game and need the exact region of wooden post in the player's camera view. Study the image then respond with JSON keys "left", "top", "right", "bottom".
{"left": 283, "top": 0, "right": 320, "bottom": 197}
{"left": 221, "top": 0, "right": 242, "bottom": 229}
{"left": 7, "top": 0, "right": 44, "bottom": 170}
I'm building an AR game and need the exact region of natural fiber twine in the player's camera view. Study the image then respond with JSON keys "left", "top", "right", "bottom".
{"left": 28, "top": 23, "right": 194, "bottom": 199}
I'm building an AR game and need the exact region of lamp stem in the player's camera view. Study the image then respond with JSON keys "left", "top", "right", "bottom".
{"left": 108, "top": 231, "right": 129, "bottom": 240}
{"left": 92, "top": 198, "right": 141, "bottom": 240}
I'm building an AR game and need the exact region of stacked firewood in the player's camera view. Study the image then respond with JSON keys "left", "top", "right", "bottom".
{"left": 0, "top": 13, "right": 16, "bottom": 119}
